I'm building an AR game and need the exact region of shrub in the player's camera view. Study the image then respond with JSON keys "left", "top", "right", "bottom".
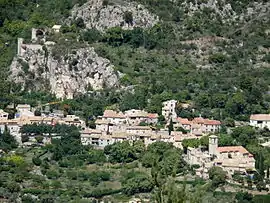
{"left": 75, "top": 17, "right": 85, "bottom": 29}
{"left": 123, "top": 11, "right": 133, "bottom": 25}
{"left": 32, "top": 157, "right": 42, "bottom": 166}
{"left": 82, "top": 29, "right": 102, "bottom": 43}
{"left": 46, "top": 169, "right": 60, "bottom": 179}
{"left": 102, "top": 0, "right": 109, "bottom": 6}
{"left": 209, "top": 53, "right": 227, "bottom": 64}
{"left": 35, "top": 136, "right": 44, "bottom": 143}
{"left": 122, "top": 173, "right": 153, "bottom": 195}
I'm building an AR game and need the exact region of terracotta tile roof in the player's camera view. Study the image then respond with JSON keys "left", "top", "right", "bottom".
{"left": 111, "top": 132, "right": 127, "bottom": 138}
{"left": 192, "top": 117, "right": 221, "bottom": 125}
{"left": 125, "top": 109, "right": 148, "bottom": 117}
{"left": 204, "top": 119, "right": 221, "bottom": 125}
{"left": 95, "top": 119, "right": 109, "bottom": 125}
{"left": 81, "top": 129, "right": 102, "bottom": 135}
{"left": 177, "top": 117, "right": 191, "bottom": 125}
{"left": 173, "top": 133, "right": 197, "bottom": 141}
{"left": 103, "top": 110, "right": 126, "bottom": 118}
{"left": 193, "top": 117, "right": 205, "bottom": 124}
{"left": 148, "top": 113, "right": 159, "bottom": 119}
{"left": 217, "top": 146, "right": 251, "bottom": 155}
{"left": 250, "top": 114, "right": 270, "bottom": 121}
{"left": 126, "top": 126, "right": 152, "bottom": 130}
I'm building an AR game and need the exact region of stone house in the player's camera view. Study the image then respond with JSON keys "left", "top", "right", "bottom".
{"left": 147, "top": 113, "right": 159, "bottom": 125}
{"left": 126, "top": 126, "right": 152, "bottom": 135}
{"left": 125, "top": 109, "right": 148, "bottom": 126}
{"left": 102, "top": 110, "right": 126, "bottom": 125}
{"left": 186, "top": 135, "right": 255, "bottom": 178}
{"left": 176, "top": 117, "right": 221, "bottom": 134}
{"left": 62, "top": 115, "right": 85, "bottom": 128}
{"left": 81, "top": 129, "right": 103, "bottom": 146}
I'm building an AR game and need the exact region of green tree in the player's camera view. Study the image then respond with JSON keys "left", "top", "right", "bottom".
{"left": 104, "top": 141, "right": 137, "bottom": 163}
{"left": 231, "top": 126, "right": 256, "bottom": 147}
{"left": 122, "top": 172, "right": 153, "bottom": 195}
{"left": 208, "top": 166, "right": 227, "bottom": 189}
{"left": 0, "top": 125, "right": 18, "bottom": 151}
{"left": 218, "top": 134, "right": 235, "bottom": 146}
{"left": 168, "top": 118, "right": 173, "bottom": 135}
{"left": 225, "top": 92, "right": 247, "bottom": 118}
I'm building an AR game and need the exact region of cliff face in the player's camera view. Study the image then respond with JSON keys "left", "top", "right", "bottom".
{"left": 9, "top": 0, "right": 159, "bottom": 99}
{"left": 70, "top": 0, "right": 159, "bottom": 31}
{"left": 10, "top": 43, "right": 120, "bottom": 99}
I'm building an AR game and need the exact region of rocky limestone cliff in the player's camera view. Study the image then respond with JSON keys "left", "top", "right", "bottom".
{"left": 181, "top": 0, "right": 270, "bottom": 23}
{"left": 10, "top": 43, "right": 120, "bottom": 99}
{"left": 70, "top": 0, "right": 159, "bottom": 31}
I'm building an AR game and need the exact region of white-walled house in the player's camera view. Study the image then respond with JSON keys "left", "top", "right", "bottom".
{"left": 15, "top": 104, "right": 34, "bottom": 117}
{"left": 250, "top": 114, "right": 270, "bottom": 129}
{"left": 81, "top": 129, "right": 103, "bottom": 146}
{"left": 162, "top": 100, "right": 178, "bottom": 120}
{"left": 102, "top": 110, "right": 126, "bottom": 125}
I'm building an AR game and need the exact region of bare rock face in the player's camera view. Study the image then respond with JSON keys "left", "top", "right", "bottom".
{"left": 10, "top": 44, "right": 120, "bottom": 99}
{"left": 70, "top": 0, "right": 159, "bottom": 31}
{"left": 181, "top": 0, "right": 270, "bottom": 23}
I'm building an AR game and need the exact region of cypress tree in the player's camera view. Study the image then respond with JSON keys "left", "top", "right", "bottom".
{"left": 258, "top": 152, "right": 265, "bottom": 178}
{"left": 168, "top": 118, "right": 173, "bottom": 136}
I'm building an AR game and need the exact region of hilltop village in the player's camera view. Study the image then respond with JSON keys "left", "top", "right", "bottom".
{"left": 1, "top": 99, "right": 270, "bottom": 182}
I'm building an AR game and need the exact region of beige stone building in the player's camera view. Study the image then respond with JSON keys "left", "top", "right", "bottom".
{"left": 175, "top": 117, "right": 221, "bottom": 135}
{"left": 125, "top": 109, "right": 148, "bottom": 126}
{"left": 186, "top": 135, "right": 255, "bottom": 178}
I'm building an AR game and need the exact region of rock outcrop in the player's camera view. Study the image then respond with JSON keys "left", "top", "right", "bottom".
{"left": 70, "top": 0, "right": 159, "bottom": 31}
{"left": 10, "top": 42, "right": 120, "bottom": 99}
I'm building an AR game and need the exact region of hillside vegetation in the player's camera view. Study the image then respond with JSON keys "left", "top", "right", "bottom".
{"left": 0, "top": 0, "right": 270, "bottom": 121}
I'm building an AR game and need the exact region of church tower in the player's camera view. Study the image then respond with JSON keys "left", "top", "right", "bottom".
{"left": 209, "top": 135, "right": 218, "bottom": 156}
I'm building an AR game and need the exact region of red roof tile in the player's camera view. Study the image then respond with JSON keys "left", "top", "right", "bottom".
{"left": 217, "top": 146, "right": 251, "bottom": 155}
{"left": 250, "top": 114, "right": 270, "bottom": 121}
{"left": 177, "top": 117, "right": 191, "bottom": 125}
{"left": 148, "top": 113, "right": 159, "bottom": 119}
{"left": 103, "top": 110, "right": 125, "bottom": 118}
{"left": 204, "top": 119, "right": 221, "bottom": 125}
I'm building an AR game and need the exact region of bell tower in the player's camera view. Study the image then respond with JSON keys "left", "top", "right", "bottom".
{"left": 209, "top": 135, "right": 218, "bottom": 156}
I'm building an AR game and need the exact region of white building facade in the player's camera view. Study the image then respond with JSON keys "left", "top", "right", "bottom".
{"left": 162, "top": 100, "right": 178, "bottom": 120}
{"left": 250, "top": 114, "right": 270, "bottom": 129}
